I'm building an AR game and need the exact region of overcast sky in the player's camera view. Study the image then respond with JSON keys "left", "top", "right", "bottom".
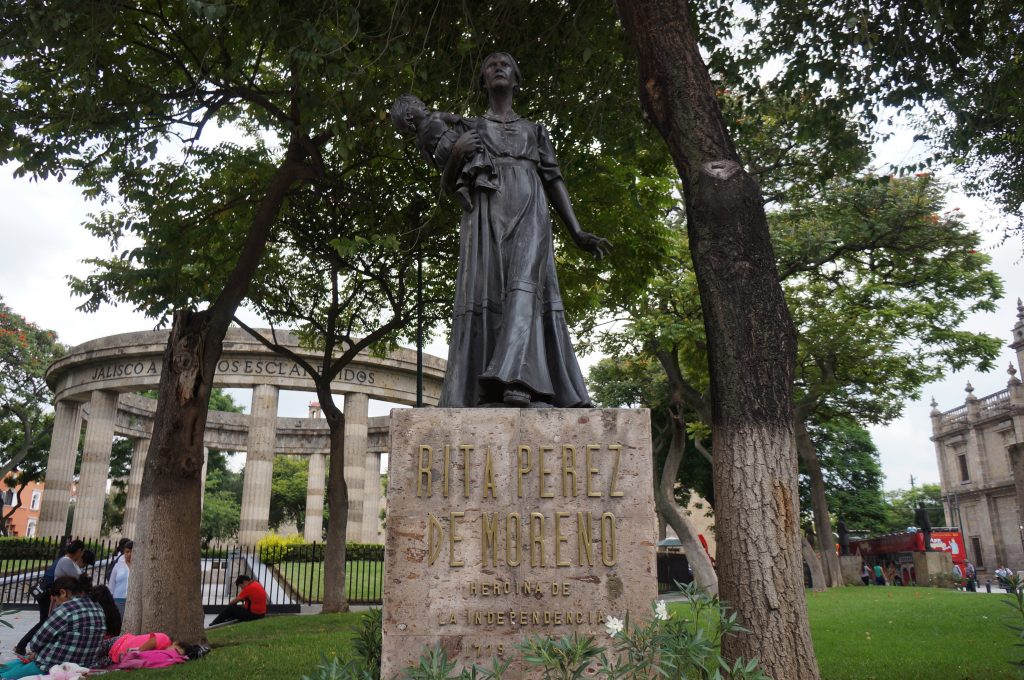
{"left": 0, "top": 118, "right": 1019, "bottom": 492}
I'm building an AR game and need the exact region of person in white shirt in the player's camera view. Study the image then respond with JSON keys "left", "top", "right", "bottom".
{"left": 108, "top": 541, "right": 132, "bottom": 617}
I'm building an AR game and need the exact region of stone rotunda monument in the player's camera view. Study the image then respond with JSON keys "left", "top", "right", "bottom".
{"left": 37, "top": 327, "right": 446, "bottom": 545}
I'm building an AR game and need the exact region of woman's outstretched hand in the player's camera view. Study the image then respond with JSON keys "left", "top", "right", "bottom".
{"left": 572, "top": 230, "right": 612, "bottom": 259}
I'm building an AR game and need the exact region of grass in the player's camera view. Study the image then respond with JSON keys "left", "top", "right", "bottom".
{"left": 127, "top": 586, "right": 1022, "bottom": 680}
{"left": 132, "top": 612, "right": 365, "bottom": 679}
{"left": 0, "top": 560, "right": 47, "bottom": 574}
{"left": 275, "top": 560, "right": 383, "bottom": 602}
{"left": 804, "top": 586, "right": 1019, "bottom": 680}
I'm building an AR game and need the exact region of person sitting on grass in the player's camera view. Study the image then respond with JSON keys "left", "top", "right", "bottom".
{"left": 208, "top": 574, "right": 267, "bottom": 627}
{"left": 0, "top": 575, "right": 106, "bottom": 679}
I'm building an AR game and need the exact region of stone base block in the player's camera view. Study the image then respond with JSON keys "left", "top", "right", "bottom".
{"left": 839, "top": 555, "right": 865, "bottom": 585}
{"left": 381, "top": 408, "right": 658, "bottom": 680}
{"left": 913, "top": 551, "right": 954, "bottom": 588}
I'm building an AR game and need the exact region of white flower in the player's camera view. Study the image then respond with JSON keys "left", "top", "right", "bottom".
{"left": 605, "top": 616, "right": 625, "bottom": 637}
{"left": 655, "top": 600, "right": 670, "bottom": 621}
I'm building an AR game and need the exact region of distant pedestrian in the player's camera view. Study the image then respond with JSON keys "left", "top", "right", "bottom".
{"left": 885, "top": 562, "right": 897, "bottom": 586}
{"left": 873, "top": 563, "right": 886, "bottom": 586}
{"left": 953, "top": 562, "right": 964, "bottom": 588}
{"left": 104, "top": 538, "right": 133, "bottom": 585}
{"left": 108, "top": 541, "right": 133, "bottom": 617}
{"left": 965, "top": 561, "right": 977, "bottom": 592}
{"left": 861, "top": 563, "right": 871, "bottom": 586}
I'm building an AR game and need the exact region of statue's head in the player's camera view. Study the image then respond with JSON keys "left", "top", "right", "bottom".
{"left": 479, "top": 52, "right": 522, "bottom": 94}
{"left": 390, "top": 94, "right": 429, "bottom": 135}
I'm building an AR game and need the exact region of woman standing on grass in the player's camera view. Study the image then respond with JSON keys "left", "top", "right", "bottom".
{"left": 108, "top": 540, "right": 132, "bottom": 617}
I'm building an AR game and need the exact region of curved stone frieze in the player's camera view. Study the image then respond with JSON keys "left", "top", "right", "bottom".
{"left": 109, "top": 393, "right": 391, "bottom": 454}
{"left": 46, "top": 327, "right": 446, "bottom": 405}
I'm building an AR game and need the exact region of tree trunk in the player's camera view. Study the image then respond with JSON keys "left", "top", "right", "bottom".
{"left": 123, "top": 145, "right": 308, "bottom": 642}
{"left": 657, "top": 417, "right": 718, "bottom": 593}
{"left": 802, "top": 535, "right": 826, "bottom": 592}
{"left": 794, "top": 418, "right": 843, "bottom": 587}
{"left": 321, "top": 402, "right": 350, "bottom": 613}
{"left": 654, "top": 349, "right": 717, "bottom": 592}
{"left": 616, "top": 3, "right": 819, "bottom": 677}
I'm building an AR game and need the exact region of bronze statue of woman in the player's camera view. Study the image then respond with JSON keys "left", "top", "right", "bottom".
{"left": 430, "top": 52, "right": 610, "bottom": 408}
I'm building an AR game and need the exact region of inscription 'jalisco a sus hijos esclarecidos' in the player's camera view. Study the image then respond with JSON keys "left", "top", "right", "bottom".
{"left": 416, "top": 443, "right": 624, "bottom": 568}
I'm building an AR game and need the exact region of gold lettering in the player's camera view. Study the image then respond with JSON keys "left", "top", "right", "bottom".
{"left": 469, "top": 582, "right": 478, "bottom": 595}
{"left": 530, "top": 512, "right": 546, "bottom": 567}
{"left": 562, "top": 445, "right": 578, "bottom": 497}
{"left": 427, "top": 513, "right": 443, "bottom": 565}
{"left": 506, "top": 513, "right": 521, "bottom": 566}
{"left": 608, "top": 444, "right": 624, "bottom": 497}
{"left": 417, "top": 445, "right": 432, "bottom": 497}
{"left": 577, "top": 511, "right": 594, "bottom": 566}
{"left": 586, "top": 444, "right": 601, "bottom": 497}
{"left": 563, "top": 583, "right": 571, "bottom": 596}
{"left": 450, "top": 511, "right": 464, "bottom": 567}
{"left": 482, "top": 513, "right": 498, "bottom": 567}
{"left": 601, "top": 512, "right": 616, "bottom": 566}
{"left": 539, "top": 445, "right": 554, "bottom": 498}
{"left": 483, "top": 447, "right": 497, "bottom": 498}
{"left": 443, "top": 444, "right": 451, "bottom": 498}
{"left": 518, "top": 445, "right": 532, "bottom": 498}
{"left": 461, "top": 445, "right": 474, "bottom": 498}
{"left": 554, "top": 512, "right": 570, "bottom": 567}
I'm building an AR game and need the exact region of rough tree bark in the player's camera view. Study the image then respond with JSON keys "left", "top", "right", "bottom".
{"left": 321, "top": 399, "right": 350, "bottom": 613}
{"left": 794, "top": 418, "right": 843, "bottom": 587}
{"left": 123, "top": 139, "right": 314, "bottom": 642}
{"left": 616, "top": 2, "right": 820, "bottom": 677}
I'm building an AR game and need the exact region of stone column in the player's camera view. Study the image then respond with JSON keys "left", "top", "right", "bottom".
{"left": 343, "top": 392, "right": 368, "bottom": 543}
{"left": 37, "top": 400, "right": 84, "bottom": 537}
{"left": 121, "top": 436, "right": 150, "bottom": 538}
{"left": 304, "top": 452, "right": 326, "bottom": 542}
{"left": 362, "top": 452, "right": 382, "bottom": 542}
{"left": 239, "top": 384, "right": 279, "bottom": 545}
{"left": 71, "top": 390, "right": 119, "bottom": 538}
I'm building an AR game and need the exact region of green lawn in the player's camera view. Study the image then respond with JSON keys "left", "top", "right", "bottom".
{"left": 0, "top": 559, "right": 47, "bottom": 574}
{"left": 275, "top": 560, "right": 383, "bottom": 602}
{"left": 128, "top": 587, "right": 1022, "bottom": 680}
{"left": 132, "top": 612, "right": 364, "bottom": 679}
{"left": 804, "top": 586, "right": 1019, "bottom": 680}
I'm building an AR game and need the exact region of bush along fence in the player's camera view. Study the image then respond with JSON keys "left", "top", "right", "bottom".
{"left": 0, "top": 536, "right": 385, "bottom": 611}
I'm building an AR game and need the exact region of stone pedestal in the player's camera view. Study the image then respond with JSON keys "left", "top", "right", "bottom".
{"left": 839, "top": 555, "right": 864, "bottom": 585}
{"left": 382, "top": 408, "right": 658, "bottom": 680}
{"left": 913, "top": 550, "right": 954, "bottom": 587}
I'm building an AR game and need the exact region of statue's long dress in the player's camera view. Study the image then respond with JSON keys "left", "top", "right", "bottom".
{"left": 437, "top": 112, "right": 591, "bottom": 407}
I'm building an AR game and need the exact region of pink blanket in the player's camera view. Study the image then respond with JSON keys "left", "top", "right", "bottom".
{"left": 110, "top": 649, "right": 187, "bottom": 670}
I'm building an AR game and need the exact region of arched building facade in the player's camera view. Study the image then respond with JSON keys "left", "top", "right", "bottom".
{"left": 39, "top": 328, "right": 446, "bottom": 544}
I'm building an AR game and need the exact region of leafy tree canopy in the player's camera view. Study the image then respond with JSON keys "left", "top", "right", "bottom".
{"left": 0, "top": 297, "right": 67, "bottom": 479}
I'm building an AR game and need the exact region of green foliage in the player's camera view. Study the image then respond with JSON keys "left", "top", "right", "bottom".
{"left": 587, "top": 583, "right": 767, "bottom": 680}
{"left": 1001, "top": 574, "right": 1024, "bottom": 671}
{"left": 882, "top": 484, "right": 944, "bottom": 533}
{"left": 301, "top": 655, "right": 376, "bottom": 680}
{"left": 0, "top": 297, "right": 66, "bottom": 486}
{"left": 746, "top": 0, "right": 1024, "bottom": 240}
{"left": 0, "top": 537, "right": 62, "bottom": 560}
{"left": 518, "top": 634, "right": 603, "bottom": 680}
{"left": 200, "top": 491, "right": 240, "bottom": 545}
{"left": 269, "top": 456, "right": 308, "bottom": 532}
{"left": 800, "top": 419, "right": 888, "bottom": 534}
{"left": 351, "top": 608, "right": 382, "bottom": 680}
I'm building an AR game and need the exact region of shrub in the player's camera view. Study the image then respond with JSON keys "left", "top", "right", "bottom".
{"left": 256, "top": 532, "right": 306, "bottom": 564}
{"left": 403, "top": 583, "right": 768, "bottom": 680}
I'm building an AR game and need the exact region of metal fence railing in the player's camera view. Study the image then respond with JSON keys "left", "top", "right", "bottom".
{"left": 0, "top": 536, "right": 385, "bottom": 611}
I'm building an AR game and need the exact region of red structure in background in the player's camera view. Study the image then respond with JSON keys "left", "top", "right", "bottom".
{"left": 849, "top": 528, "right": 966, "bottom": 585}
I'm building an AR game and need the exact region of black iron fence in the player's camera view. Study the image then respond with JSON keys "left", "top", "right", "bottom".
{"left": 0, "top": 536, "right": 385, "bottom": 612}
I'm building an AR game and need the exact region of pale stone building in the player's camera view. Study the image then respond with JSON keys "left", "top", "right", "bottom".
{"left": 931, "top": 300, "right": 1024, "bottom": 574}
